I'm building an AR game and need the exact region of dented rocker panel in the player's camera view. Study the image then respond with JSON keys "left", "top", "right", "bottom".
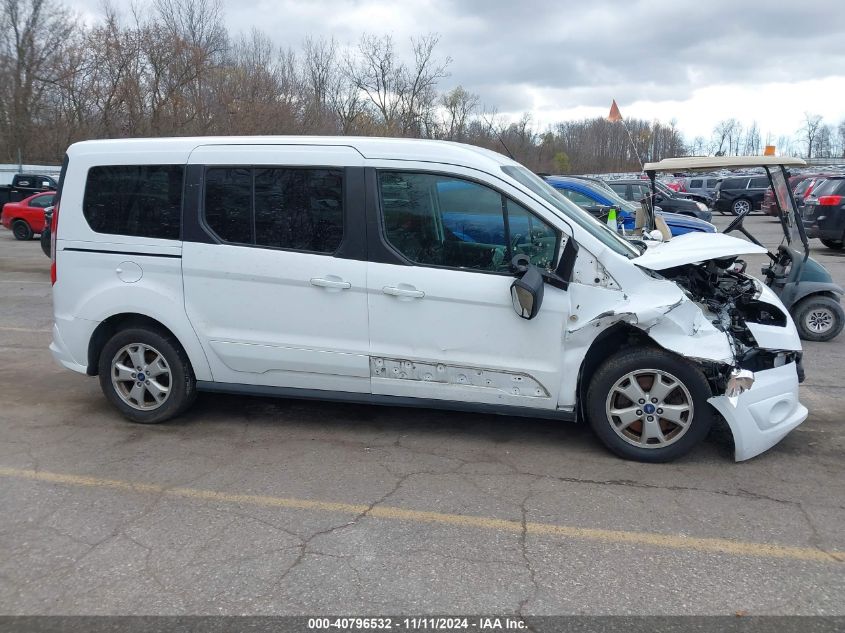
{"left": 370, "top": 357, "right": 549, "bottom": 398}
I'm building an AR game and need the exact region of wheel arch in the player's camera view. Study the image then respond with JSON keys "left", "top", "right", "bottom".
{"left": 87, "top": 312, "right": 211, "bottom": 380}
{"left": 575, "top": 323, "right": 653, "bottom": 422}
{"left": 575, "top": 322, "right": 724, "bottom": 423}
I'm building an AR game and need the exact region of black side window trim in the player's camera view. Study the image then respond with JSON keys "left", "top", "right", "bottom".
{"left": 372, "top": 167, "right": 562, "bottom": 276}
{"left": 82, "top": 164, "right": 184, "bottom": 241}
{"left": 198, "top": 164, "right": 347, "bottom": 257}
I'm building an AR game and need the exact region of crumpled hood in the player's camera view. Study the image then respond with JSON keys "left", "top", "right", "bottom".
{"left": 634, "top": 232, "right": 767, "bottom": 270}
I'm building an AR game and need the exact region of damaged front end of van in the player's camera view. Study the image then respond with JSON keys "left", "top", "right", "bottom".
{"left": 566, "top": 232, "right": 807, "bottom": 461}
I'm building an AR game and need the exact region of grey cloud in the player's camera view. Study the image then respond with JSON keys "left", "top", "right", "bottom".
{"left": 73, "top": 0, "right": 845, "bottom": 119}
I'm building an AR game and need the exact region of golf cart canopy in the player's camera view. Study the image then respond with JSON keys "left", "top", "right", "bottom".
{"left": 643, "top": 156, "right": 806, "bottom": 172}
{"left": 644, "top": 155, "right": 809, "bottom": 255}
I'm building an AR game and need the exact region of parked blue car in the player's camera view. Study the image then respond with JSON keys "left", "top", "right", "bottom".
{"left": 544, "top": 176, "right": 716, "bottom": 236}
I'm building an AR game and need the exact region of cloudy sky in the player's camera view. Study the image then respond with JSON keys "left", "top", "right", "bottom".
{"left": 75, "top": 0, "right": 845, "bottom": 144}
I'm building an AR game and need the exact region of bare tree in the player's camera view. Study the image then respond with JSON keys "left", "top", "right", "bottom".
{"left": 0, "top": 0, "right": 77, "bottom": 161}
{"left": 711, "top": 119, "right": 737, "bottom": 156}
{"left": 776, "top": 135, "right": 795, "bottom": 157}
{"left": 838, "top": 120, "right": 845, "bottom": 158}
{"left": 439, "top": 85, "right": 478, "bottom": 141}
{"left": 347, "top": 33, "right": 405, "bottom": 133}
{"left": 815, "top": 124, "right": 833, "bottom": 159}
{"left": 1, "top": 0, "right": 714, "bottom": 172}
{"left": 743, "top": 121, "right": 761, "bottom": 156}
{"left": 800, "top": 112, "right": 823, "bottom": 158}
{"left": 302, "top": 36, "right": 337, "bottom": 131}
{"left": 400, "top": 34, "right": 451, "bottom": 136}
{"left": 329, "top": 65, "right": 365, "bottom": 135}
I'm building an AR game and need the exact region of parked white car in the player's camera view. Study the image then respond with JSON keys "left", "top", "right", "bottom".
{"left": 49, "top": 137, "right": 807, "bottom": 462}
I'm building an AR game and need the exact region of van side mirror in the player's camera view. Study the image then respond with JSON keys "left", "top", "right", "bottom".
{"left": 510, "top": 255, "right": 544, "bottom": 320}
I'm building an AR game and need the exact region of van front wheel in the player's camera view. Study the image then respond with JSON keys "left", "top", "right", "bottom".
{"left": 586, "top": 347, "right": 713, "bottom": 462}
{"left": 98, "top": 327, "right": 196, "bottom": 423}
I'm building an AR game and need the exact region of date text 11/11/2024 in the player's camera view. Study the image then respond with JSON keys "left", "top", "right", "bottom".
{"left": 307, "top": 616, "right": 529, "bottom": 630}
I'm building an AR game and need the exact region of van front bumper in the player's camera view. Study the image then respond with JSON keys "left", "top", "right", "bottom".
{"left": 708, "top": 362, "right": 807, "bottom": 462}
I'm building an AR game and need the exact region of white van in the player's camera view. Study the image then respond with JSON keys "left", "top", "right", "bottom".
{"left": 49, "top": 137, "right": 807, "bottom": 462}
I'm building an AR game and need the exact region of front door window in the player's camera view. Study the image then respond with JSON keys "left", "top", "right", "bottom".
{"left": 379, "top": 172, "right": 559, "bottom": 272}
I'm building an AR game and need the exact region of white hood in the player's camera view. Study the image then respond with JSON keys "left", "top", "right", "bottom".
{"left": 634, "top": 232, "right": 768, "bottom": 271}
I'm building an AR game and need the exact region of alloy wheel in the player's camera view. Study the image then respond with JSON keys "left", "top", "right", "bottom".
{"left": 111, "top": 343, "right": 172, "bottom": 410}
{"left": 605, "top": 369, "right": 694, "bottom": 449}
{"left": 732, "top": 199, "right": 751, "bottom": 215}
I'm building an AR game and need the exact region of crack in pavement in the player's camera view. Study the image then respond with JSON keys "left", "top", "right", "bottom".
{"left": 515, "top": 477, "right": 541, "bottom": 626}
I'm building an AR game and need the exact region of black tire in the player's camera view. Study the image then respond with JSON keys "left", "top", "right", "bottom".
{"left": 40, "top": 229, "right": 51, "bottom": 257}
{"left": 731, "top": 198, "right": 751, "bottom": 216}
{"left": 12, "top": 220, "right": 33, "bottom": 241}
{"left": 820, "top": 238, "right": 844, "bottom": 250}
{"left": 98, "top": 327, "right": 196, "bottom": 423}
{"left": 792, "top": 295, "right": 844, "bottom": 342}
{"left": 586, "top": 346, "right": 714, "bottom": 463}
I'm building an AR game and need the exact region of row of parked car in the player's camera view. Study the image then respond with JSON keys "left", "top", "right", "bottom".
{"left": 669, "top": 169, "right": 845, "bottom": 250}
{"left": 542, "top": 175, "right": 715, "bottom": 237}
{"left": 541, "top": 169, "right": 845, "bottom": 248}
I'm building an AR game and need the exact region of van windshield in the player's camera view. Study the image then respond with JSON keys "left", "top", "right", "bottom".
{"left": 501, "top": 165, "right": 639, "bottom": 259}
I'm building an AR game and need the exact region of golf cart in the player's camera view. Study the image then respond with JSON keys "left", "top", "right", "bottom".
{"left": 643, "top": 156, "right": 844, "bottom": 342}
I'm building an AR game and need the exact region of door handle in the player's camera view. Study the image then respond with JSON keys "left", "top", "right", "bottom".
{"left": 310, "top": 277, "right": 351, "bottom": 290}
{"left": 382, "top": 285, "right": 425, "bottom": 299}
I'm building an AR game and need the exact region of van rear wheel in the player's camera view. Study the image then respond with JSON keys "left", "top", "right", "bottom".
{"left": 98, "top": 327, "right": 196, "bottom": 423}
{"left": 586, "top": 347, "right": 713, "bottom": 462}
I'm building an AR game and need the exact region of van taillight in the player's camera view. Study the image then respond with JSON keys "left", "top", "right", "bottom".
{"left": 50, "top": 204, "right": 59, "bottom": 285}
{"left": 819, "top": 195, "right": 843, "bottom": 206}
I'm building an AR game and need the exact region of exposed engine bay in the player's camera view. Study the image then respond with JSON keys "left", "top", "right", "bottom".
{"left": 659, "top": 257, "right": 801, "bottom": 375}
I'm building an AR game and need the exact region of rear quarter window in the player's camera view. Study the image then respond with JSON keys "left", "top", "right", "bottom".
{"left": 749, "top": 177, "right": 770, "bottom": 188}
{"left": 813, "top": 179, "right": 845, "bottom": 197}
{"left": 83, "top": 165, "right": 183, "bottom": 240}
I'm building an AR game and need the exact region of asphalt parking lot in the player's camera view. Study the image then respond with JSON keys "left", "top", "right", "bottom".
{"left": 0, "top": 213, "right": 843, "bottom": 616}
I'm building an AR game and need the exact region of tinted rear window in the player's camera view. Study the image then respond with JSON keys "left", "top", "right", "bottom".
{"left": 749, "top": 176, "right": 770, "bottom": 188}
{"left": 813, "top": 178, "right": 845, "bottom": 197}
{"left": 83, "top": 165, "right": 183, "bottom": 239}
{"left": 794, "top": 179, "right": 812, "bottom": 195}
{"left": 689, "top": 179, "right": 702, "bottom": 188}
{"left": 204, "top": 167, "right": 344, "bottom": 253}
{"left": 721, "top": 178, "right": 745, "bottom": 189}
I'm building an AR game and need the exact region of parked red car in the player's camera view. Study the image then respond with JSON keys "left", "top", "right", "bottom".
{"left": 762, "top": 174, "right": 815, "bottom": 217}
{"left": 1, "top": 191, "right": 56, "bottom": 240}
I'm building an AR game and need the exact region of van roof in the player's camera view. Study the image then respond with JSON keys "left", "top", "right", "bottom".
{"left": 66, "top": 136, "right": 516, "bottom": 171}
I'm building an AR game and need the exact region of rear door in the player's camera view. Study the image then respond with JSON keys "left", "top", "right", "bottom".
{"left": 365, "top": 164, "right": 572, "bottom": 411}
{"left": 747, "top": 176, "right": 770, "bottom": 206}
{"left": 182, "top": 145, "right": 371, "bottom": 394}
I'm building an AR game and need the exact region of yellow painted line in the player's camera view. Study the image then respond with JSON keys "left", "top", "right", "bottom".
{"left": 0, "top": 466, "right": 841, "bottom": 564}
